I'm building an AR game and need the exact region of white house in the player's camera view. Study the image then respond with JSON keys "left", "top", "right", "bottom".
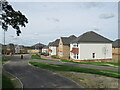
{"left": 48, "top": 39, "right": 60, "bottom": 56}
{"left": 15, "top": 45, "right": 24, "bottom": 54}
{"left": 42, "top": 46, "right": 49, "bottom": 53}
{"left": 70, "top": 31, "right": 113, "bottom": 61}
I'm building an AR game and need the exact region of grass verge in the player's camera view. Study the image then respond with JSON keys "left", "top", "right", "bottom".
{"left": 29, "top": 62, "right": 120, "bottom": 79}
{"left": 31, "top": 54, "right": 120, "bottom": 68}
{"left": 31, "top": 54, "right": 57, "bottom": 61}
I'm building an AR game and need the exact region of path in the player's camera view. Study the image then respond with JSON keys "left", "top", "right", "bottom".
{"left": 3, "top": 54, "right": 83, "bottom": 88}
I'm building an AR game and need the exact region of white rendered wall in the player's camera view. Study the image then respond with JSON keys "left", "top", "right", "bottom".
{"left": 42, "top": 49, "right": 47, "bottom": 53}
{"left": 79, "top": 43, "right": 112, "bottom": 60}
{"left": 70, "top": 43, "right": 112, "bottom": 60}
{"left": 49, "top": 46, "right": 57, "bottom": 55}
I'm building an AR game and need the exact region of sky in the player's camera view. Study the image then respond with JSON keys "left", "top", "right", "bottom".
{"left": 0, "top": 1, "right": 119, "bottom": 46}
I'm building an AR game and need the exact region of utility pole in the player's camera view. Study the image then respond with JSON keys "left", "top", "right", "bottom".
{"left": 3, "top": 30, "right": 5, "bottom": 55}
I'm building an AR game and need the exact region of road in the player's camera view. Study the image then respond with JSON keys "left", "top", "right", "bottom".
{"left": 3, "top": 54, "right": 83, "bottom": 88}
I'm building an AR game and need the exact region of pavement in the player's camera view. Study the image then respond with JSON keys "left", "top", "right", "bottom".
{"left": 3, "top": 54, "right": 83, "bottom": 88}
{"left": 32, "top": 57, "right": 119, "bottom": 72}
{"left": 41, "top": 55, "right": 60, "bottom": 61}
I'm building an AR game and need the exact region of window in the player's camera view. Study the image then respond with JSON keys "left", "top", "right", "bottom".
{"left": 93, "top": 53, "right": 95, "bottom": 58}
{"left": 73, "top": 54, "right": 76, "bottom": 58}
{"left": 77, "top": 44, "right": 78, "bottom": 47}
{"left": 59, "top": 52, "right": 63, "bottom": 56}
{"left": 77, "top": 54, "right": 79, "bottom": 59}
{"left": 73, "top": 54, "right": 79, "bottom": 59}
{"left": 73, "top": 43, "right": 78, "bottom": 48}
{"left": 60, "top": 44, "right": 62, "bottom": 48}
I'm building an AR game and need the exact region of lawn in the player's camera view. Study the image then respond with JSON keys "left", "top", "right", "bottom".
{"left": 29, "top": 62, "right": 120, "bottom": 79}
{"left": 31, "top": 54, "right": 120, "bottom": 68}
{"left": 31, "top": 54, "right": 57, "bottom": 61}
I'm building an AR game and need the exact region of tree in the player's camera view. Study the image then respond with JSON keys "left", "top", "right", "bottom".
{"left": 0, "top": 0, "right": 28, "bottom": 36}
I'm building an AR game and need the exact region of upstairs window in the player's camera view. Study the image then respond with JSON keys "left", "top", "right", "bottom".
{"left": 73, "top": 43, "right": 78, "bottom": 48}
{"left": 60, "top": 44, "right": 62, "bottom": 48}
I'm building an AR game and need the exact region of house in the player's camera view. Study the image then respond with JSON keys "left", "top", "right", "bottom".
{"left": 42, "top": 46, "right": 49, "bottom": 53}
{"left": 112, "top": 39, "right": 120, "bottom": 54}
{"left": 32, "top": 43, "right": 45, "bottom": 53}
{"left": 58, "top": 35, "right": 77, "bottom": 59}
{"left": 112, "top": 39, "right": 120, "bottom": 62}
{"left": 15, "top": 45, "right": 27, "bottom": 54}
{"left": 6, "top": 43, "right": 15, "bottom": 55}
{"left": 48, "top": 39, "right": 60, "bottom": 56}
{"left": 70, "top": 31, "right": 113, "bottom": 61}
{"left": 15, "top": 45, "right": 23, "bottom": 54}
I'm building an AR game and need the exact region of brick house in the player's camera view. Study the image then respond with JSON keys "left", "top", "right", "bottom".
{"left": 112, "top": 39, "right": 120, "bottom": 54}
{"left": 112, "top": 39, "right": 120, "bottom": 62}
{"left": 48, "top": 39, "right": 60, "bottom": 56}
{"left": 70, "top": 31, "right": 113, "bottom": 61}
{"left": 32, "top": 43, "right": 45, "bottom": 53}
{"left": 58, "top": 35, "right": 77, "bottom": 59}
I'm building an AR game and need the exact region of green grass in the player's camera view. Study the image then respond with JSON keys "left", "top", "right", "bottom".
{"left": 29, "top": 62, "right": 120, "bottom": 79}
{"left": 49, "top": 59, "right": 120, "bottom": 68}
{"left": 31, "top": 54, "right": 55, "bottom": 61}
{"left": 51, "top": 56, "right": 60, "bottom": 59}
{"left": 31, "top": 54, "right": 120, "bottom": 68}
{"left": 2, "top": 57, "right": 10, "bottom": 64}
{"left": 2, "top": 74, "right": 15, "bottom": 89}
{"left": 31, "top": 54, "right": 41, "bottom": 59}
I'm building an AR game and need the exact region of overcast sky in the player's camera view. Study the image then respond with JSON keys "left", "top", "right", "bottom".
{"left": 0, "top": 1, "right": 118, "bottom": 46}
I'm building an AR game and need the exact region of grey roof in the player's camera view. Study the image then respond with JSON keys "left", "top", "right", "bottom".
{"left": 61, "top": 35, "right": 77, "bottom": 45}
{"left": 48, "top": 39, "right": 60, "bottom": 46}
{"left": 42, "top": 46, "right": 49, "bottom": 49}
{"left": 72, "top": 31, "right": 112, "bottom": 43}
{"left": 32, "top": 43, "right": 45, "bottom": 49}
{"left": 112, "top": 39, "right": 120, "bottom": 48}
{"left": 48, "top": 42, "right": 54, "bottom": 46}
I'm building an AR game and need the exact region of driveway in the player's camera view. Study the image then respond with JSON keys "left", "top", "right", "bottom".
{"left": 3, "top": 54, "right": 83, "bottom": 88}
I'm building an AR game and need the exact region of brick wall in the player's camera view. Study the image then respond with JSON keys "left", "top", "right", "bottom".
{"left": 112, "top": 48, "right": 120, "bottom": 62}
{"left": 62, "top": 45, "right": 70, "bottom": 59}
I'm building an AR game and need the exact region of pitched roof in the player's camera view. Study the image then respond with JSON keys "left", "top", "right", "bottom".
{"left": 48, "top": 39, "right": 60, "bottom": 46}
{"left": 72, "top": 31, "right": 112, "bottom": 43}
{"left": 42, "top": 46, "right": 49, "bottom": 49}
{"left": 32, "top": 43, "right": 45, "bottom": 49}
{"left": 112, "top": 39, "right": 120, "bottom": 48}
{"left": 61, "top": 35, "right": 77, "bottom": 45}
{"left": 48, "top": 42, "right": 54, "bottom": 46}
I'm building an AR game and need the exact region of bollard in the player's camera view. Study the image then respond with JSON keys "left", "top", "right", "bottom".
{"left": 21, "top": 55, "right": 23, "bottom": 59}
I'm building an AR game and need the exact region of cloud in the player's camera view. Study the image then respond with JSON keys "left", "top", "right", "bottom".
{"left": 52, "top": 18, "right": 60, "bottom": 22}
{"left": 82, "top": 2, "right": 102, "bottom": 8}
{"left": 92, "top": 26, "right": 100, "bottom": 31}
{"left": 99, "top": 13, "right": 115, "bottom": 19}
{"left": 34, "top": 33, "right": 39, "bottom": 35}
{"left": 46, "top": 17, "right": 60, "bottom": 22}
{"left": 90, "top": 26, "right": 100, "bottom": 31}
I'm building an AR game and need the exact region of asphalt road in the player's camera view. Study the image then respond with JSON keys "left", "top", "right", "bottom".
{"left": 3, "top": 54, "right": 83, "bottom": 88}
